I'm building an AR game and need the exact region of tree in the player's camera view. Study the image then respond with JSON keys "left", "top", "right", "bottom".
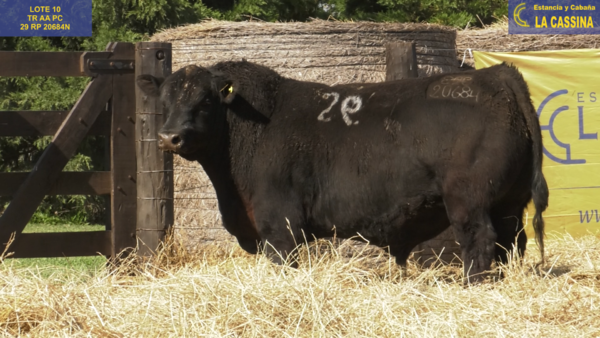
{"left": 319, "top": 0, "right": 507, "bottom": 27}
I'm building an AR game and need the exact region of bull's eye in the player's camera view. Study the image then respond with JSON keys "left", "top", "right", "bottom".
{"left": 200, "top": 98, "right": 211, "bottom": 106}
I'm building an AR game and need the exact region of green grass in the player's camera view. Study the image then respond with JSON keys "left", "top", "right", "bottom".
{"left": 21, "top": 222, "right": 105, "bottom": 234}
{"left": 2, "top": 223, "right": 107, "bottom": 278}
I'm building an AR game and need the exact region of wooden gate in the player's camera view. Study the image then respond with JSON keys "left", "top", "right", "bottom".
{"left": 0, "top": 42, "right": 174, "bottom": 258}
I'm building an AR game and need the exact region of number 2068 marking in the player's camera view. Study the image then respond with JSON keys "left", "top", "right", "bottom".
{"left": 318, "top": 92, "right": 363, "bottom": 126}
{"left": 428, "top": 84, "right": 480, "bottom": 101}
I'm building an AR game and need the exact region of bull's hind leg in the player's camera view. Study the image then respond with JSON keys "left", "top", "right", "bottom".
{"left": 491, "top": 203, "right": 528, "bottom": 265}
{"left": 442, "top": 177, "right": 497, "bottom": 283}
{"left": 491, "top": 162, "right": 533, "bottom": 265}
{"left": 389, "top": 205, "right": 451, "bottom": 268}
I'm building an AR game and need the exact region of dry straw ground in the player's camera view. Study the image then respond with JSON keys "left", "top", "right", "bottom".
{"left": 1, "top": 233, "right": 600, "bottom": 337}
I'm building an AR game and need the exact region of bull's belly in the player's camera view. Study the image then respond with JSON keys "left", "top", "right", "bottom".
{"left": 305, "top": 191, "right": 447, "bottom": 247}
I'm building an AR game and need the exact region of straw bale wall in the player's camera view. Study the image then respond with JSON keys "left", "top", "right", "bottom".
{"left": 456, "top": 24, "right": 600, "bottom": 66}
{"left": 151, "top": 20, "right": 459, "bottom": 83}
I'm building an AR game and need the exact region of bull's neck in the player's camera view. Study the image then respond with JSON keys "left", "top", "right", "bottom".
{"left": 197, "top": 151, "right": 237, "bottom": 200}
{"left": 195, "top": 115, "right": 262, "bottom": 240}
{"left": 194, "top": 136, "right": 243, "bottom": 203}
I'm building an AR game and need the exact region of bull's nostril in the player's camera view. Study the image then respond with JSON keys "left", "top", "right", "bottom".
{"left": 158, "top": 133, "right": 181, "bottom": 152}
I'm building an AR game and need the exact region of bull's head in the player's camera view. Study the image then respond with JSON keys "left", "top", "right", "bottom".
{"left": 136, "top": 65, "right": 236, "bottom": 159}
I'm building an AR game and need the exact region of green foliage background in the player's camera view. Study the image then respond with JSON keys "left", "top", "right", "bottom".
{"left": 0, "top": 0, "right": 507, "bottom": 224}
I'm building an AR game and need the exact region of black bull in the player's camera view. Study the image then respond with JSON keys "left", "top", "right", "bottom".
{"left": 137, "top": 61, "right": 549, "bottom": 282}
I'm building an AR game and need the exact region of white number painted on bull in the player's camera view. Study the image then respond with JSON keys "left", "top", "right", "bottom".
{"left": 440, "top": 75, "right": 472, "bottom": 85}
{"left": 317, "top": 92, "right": 340, "bottom": 122}
{"left": 429, "top": 84, "right": 480, "bottom": 102}
{"left": 340, "top": 96, "right": 363, "bottom": 125}
{"left": 427, "top": 75, "right": 481, "bottom": 102}
{"left": 318, "top": 92, "right": 363, "bottom": 126}
{"left": 452, "top": 86, "right": 476, "bottom": 99}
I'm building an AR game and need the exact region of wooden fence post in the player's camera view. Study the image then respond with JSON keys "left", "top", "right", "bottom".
{"left": 385, "top": 41, "right": 418, "bottom": 81}
{"left": 135, "top": 42, "right": 174, "bottom": 256}
{"left": 109, "top": 42, "right": 138, "bottom": 257}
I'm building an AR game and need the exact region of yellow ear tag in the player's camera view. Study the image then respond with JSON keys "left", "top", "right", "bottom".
{"left": 228, "top": 86, "right": 234, "bottom": 94}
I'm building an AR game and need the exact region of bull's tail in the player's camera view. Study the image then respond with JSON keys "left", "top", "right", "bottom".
{"left": 508, "top": 64, "right": 549, "bottom": 264}
{"left": 530, "top": 148, "right": 549, "bottom": 264}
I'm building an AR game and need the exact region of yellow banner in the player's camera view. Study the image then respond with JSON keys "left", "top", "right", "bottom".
{"left": 475, "top": 50, "right": 600, "bottom": 237}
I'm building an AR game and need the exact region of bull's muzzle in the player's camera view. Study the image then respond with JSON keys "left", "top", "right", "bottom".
{"left": 158, "top": 133, "right": 182, "bottom": 153}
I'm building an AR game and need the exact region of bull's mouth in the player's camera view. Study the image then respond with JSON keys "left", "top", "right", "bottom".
{"left": 158, "top": 143, "right": 196, "bottom": 155}
{"left": 159, "top": 146, "right": 200, "bottom": 160}
{"left": 158, "top": 146, "right": 178, "bottom": 154}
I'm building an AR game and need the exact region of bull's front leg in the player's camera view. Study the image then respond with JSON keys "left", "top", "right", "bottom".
{"left": 252, "top": 195, "right": 305, "bottom": 266}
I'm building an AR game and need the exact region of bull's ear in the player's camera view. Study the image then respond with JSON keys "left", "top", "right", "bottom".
{"left": 136, "top": 75, "right": 163, "bottom": 97}
{"left": 212, "top": 74, "right": 236, "bottom": 104}
{"left": 218, "top": 81, "right": 236, "bottom": 104}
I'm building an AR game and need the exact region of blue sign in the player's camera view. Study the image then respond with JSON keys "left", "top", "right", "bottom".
{"left": 0, "top": 1, "right": 91, "bottom": 37}
{"left": 509, "top": 0, "right": 600, "bottom": 34}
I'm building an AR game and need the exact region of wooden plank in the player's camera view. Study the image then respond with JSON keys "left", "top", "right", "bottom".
{"left": 0, "top": 171, "right": 111, "bottom": 197}
{"left": 135, "top": 42, "right": 174, "bottom": 256}
{"left": 103, "top": 131, "right": 112, "bottom": 230}
{"left": 6, "top": 231, "right": 112, "bottom": 258}
{"left": 0, "top": 110, "right": 111, "bottom": 136}
{"left": 0, "top": 52, "right": 85, "bottom": 77}
{"left": 385, "top": 42, "right": 418, "bottom": 81}
{"left": 0, "top": 75, "right": 112, "bottom": 249}
{"left": 109, "top": 42, "right": 138, "bottom": 257}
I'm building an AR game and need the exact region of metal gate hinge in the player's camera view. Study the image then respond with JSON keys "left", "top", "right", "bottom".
{"left": 80, "top": 51, "right": 134, "bottom": 76}
{"left": 88, "top": 59, "right": 135, "bottom": 71}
